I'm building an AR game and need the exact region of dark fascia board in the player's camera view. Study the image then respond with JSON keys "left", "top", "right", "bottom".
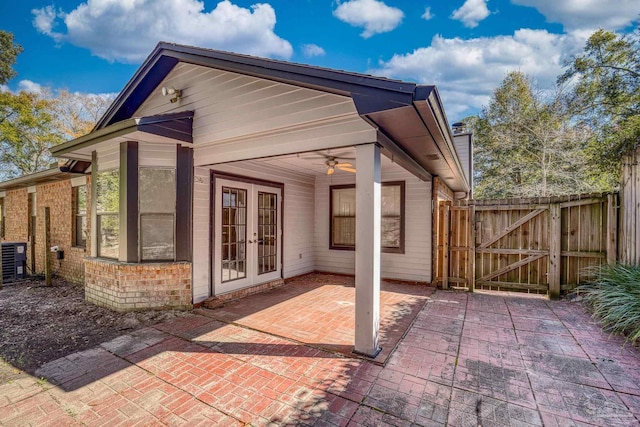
{"left": 51, "top": 111, "right": 194, "bottom": 157}
{"left": 60, "top": 159, "right": 92, "bottom": 173}
{"left": 0, "top": 167, "right": 85, "bottom": 192}
{"left": 97, "top": 42, "right": 423, "bottom": 129}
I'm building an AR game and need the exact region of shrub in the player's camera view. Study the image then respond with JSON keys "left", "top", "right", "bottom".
{"left": 576, "top": 264, "right": 640, "bottom": 345}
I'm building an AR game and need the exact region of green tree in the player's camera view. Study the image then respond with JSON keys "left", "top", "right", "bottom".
{"left": 52, "top": 89, "right": 115, "bottom": 139}
{"left": 0, "top": 90, "right": 64, "bottom": 179}
{"left": 0, "top": 30, "right": 22, "bottom": 85}
{"left": 471, "top": 71, "right": 597, "bottom": 199}
{"left": 560, "top": 28, "right": 640, "bottom": 186}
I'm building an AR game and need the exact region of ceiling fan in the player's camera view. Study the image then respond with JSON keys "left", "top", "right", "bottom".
{"left": 324, "top": 157, "right": 356, "bottom": 175}
{"left": 301, "top": 151, "right": 356, "bottom": 175}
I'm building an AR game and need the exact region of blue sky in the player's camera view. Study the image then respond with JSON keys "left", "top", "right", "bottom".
{"left": 0, "top": 0, "right": 637, "bottom": 120}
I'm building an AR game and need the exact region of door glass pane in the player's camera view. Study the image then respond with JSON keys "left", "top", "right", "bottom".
{"left": 258, "top": 192, "right": 277, "bottom": 275}
{"left": 222, "top": 187, "right": 247, "bottom": 283}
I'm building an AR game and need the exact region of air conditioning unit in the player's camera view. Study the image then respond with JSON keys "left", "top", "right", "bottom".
{"left": 2, "top": 242, "right": 27, "bottom": 283}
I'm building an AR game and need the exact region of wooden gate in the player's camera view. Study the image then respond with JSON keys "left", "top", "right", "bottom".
{"left": 436, "top": 193, "right": 618, "bottom": 297}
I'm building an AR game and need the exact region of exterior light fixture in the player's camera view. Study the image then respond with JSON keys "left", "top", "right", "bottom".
{"left": 161, "top": 86, "right": 182, "bottom": 103}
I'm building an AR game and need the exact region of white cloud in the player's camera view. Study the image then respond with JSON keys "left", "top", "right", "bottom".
{"left": 18, "top": 80, "right": 44, "bottom": 94}
{"left": 32, "top": 0, "right": 293, "bottom": 63}
{"left": 451, "top": 0, "right": 490, "bottom": 28}
{"left": 512, "top": 0, "right": 639, "bottom": 31}
{"left": 333, "top": 0, "right": 404, "bottom": 38}
{"left": 32, "top": 5, "right": 59, "bottom": 38}
{"left": 422, "top": 7, "right": 433, "bottom": 20}
{"left": 371, "top": 29, "right": 587, "bottom": 119}
{"left": 302, "top": 44, "right": 326, "bottom": 57}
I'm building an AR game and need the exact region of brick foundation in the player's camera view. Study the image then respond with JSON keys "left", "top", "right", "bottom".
{"left": 84, "top": 258, "right": 192, "bottom": 311}
{"left": 202, "top": 278, "right": 285, "bottom": 308}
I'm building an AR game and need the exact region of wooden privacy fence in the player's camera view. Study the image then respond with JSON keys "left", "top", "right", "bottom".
{"left": 435, "top": 193, "right": 618, "bottom": 298}
{"left": 619, "top": 148, "right": 640, "bottom": 264}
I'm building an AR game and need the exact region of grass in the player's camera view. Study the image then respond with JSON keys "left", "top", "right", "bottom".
{"left": 576, "top": 264, "right": 640, "bottom": 345}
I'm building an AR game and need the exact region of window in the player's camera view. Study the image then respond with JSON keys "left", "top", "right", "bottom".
{"left": 139, "top": 168, "right": 175, "bottom": 261}
{"left": 96, "top": 170, "right": 119, "bottom": 259}
{"left": 330, "top": 181, "right": 405, "bottom": 253}
{"left": 74, "top": 185, "right": 87, "bottom": 247}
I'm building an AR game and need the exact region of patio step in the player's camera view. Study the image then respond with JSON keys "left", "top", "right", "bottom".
{"left": 202, "top": 278, "right": 286, "bottom": 309}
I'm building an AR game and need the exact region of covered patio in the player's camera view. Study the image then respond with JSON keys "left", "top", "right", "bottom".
{"left": 197, "top": 273, "right": 434, "bottom": 363}
{"left": 49, "top": 42, "right": 472, "bottom": 358}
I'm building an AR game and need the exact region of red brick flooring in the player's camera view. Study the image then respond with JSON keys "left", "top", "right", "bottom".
{"left": 2, "top": 278, "right": 640, "bottom": 426}
{"left": 199, "top": 273, "right": 434, "bottom": 363}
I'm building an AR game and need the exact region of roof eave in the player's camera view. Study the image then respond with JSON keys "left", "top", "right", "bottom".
{"left": 51, "top": 111, "right": 195, "bottom": 158}
{"left": 0, "top": 167, "right": 86, "bottom": 192}
{"left": 414, "top": 87, "right": 470, "bottom": 192}
{"left": 50, "top": 118, "right": 139, "bottom": 157}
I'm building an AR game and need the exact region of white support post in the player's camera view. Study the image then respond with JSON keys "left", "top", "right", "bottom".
{"left": 354, "top": 143, "right": 382, "bottom": 358}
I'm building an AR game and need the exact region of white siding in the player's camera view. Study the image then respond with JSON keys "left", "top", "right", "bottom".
{"left": 192, "top": 167, "right": 211, "bottom": 303}
{"left": 453, "top": 133, "right": 472, "bottom": 187}
{"left": 191, "top": 161, "right": 316, "bottom": 302}
{"left": 134, "top": 63, "right": 376, "bottom": 166}
{"left": 212, "top": 162, "right": 316, "bottom": 280}
{"left": 138, "top": 143, "right": 177, "bottom": 167}
{"left": 96, "top": 144, "right": 119, "bottom": 171}
{"left": 314, "top": 163, "right": 432, "bottom": 282}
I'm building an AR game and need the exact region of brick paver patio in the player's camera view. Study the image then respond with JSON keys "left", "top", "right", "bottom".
{"left": 1, "top": 276, "right": 640, "bottom": 426}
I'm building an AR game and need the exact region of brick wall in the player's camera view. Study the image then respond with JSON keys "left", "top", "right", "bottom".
{"left": 1, "top": 178, "right": 89, "bottom": 284}
{"left": 33, "top": 179, "right": 89, "bottom": 284}
{"left": 2, "top": 188, "right": 30, "bottom": 272}
{"left": 84, "top": 258, "right": 192, "bottom": 311}
{"left": 3, "top": 189, "right": 29, "bottom": 243}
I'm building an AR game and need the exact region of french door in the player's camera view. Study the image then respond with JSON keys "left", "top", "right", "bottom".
{"left": 213, "top": 178, "right": 282, "bottom": 295}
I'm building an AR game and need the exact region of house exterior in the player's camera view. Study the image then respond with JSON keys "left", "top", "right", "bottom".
{"left": 0, "top": 162, "right": 90, "bottom": 285}
{"left": 30, "top": 42, "right": 469, "bottom": 357}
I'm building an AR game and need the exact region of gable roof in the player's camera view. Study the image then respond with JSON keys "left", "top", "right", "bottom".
{"left": 62, "top": 42, "right": 469, "bottom": 192}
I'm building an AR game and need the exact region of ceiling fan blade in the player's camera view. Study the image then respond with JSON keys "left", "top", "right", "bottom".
{"left": 337, "top": 166, "right": 357, "bottom": 173}
{"left": 335, "top": 162, "right": 353, "bottom": 167}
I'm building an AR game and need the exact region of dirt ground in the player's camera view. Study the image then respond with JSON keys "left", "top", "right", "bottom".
{"left": 0, "top": 277, "right": 192, "bottom": 381}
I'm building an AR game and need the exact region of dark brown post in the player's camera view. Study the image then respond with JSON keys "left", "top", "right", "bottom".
{"left": 176, "top": 146, "right": 193, "bottom": 261}
{"left": 119, "top": 141, "right": 139, "bottom": 262}
{"left": 44, "top": 207, "right": 51, "bottom": 286}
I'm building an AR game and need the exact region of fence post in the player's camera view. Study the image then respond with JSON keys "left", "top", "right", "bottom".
{"left": 44, "top": 207, "right": 51, "bottom": 286}
{"left": 607, "top": 193, "right": 618, "bottom": 265}
{"left": 548, "top": 203, "right": 561, "bottom": 299}
{"left": 467, "top": 205, "right": 475, "bottom": 292}
{"left": 442, "top": 204, "right": 450, "bottom": 290}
